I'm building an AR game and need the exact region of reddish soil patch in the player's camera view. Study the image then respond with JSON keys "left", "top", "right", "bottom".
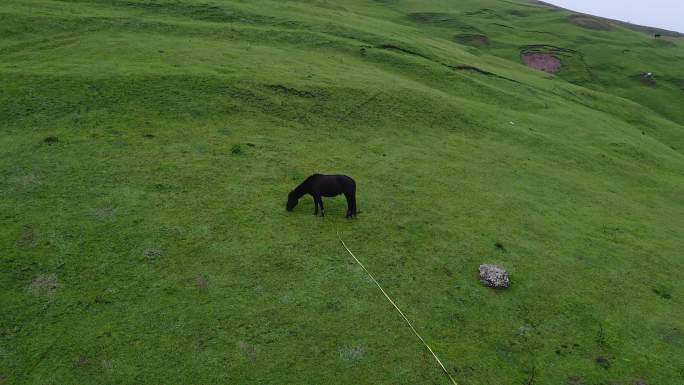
{"left": 455, "top": 34, "right": 489, "bottom": 47}
{"left": 568, "top": 15, "right": 612, "bottom": 31}
{"left": 522, "top": 52, "right": 561, "bottom": 73}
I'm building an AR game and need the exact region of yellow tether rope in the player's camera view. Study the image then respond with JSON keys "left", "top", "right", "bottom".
{"left": 336, "top": 230, "right": 458, "bottom": 385}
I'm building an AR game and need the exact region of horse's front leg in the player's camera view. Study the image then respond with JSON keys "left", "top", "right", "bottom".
{"left": 317, "top": 196, "right": 325, "bottom": 217}
{"left": 344, "top": 193, "right": 352, "bottom": 218}
{"left": 313, "top": 196, "right": 319, "bottom": 216}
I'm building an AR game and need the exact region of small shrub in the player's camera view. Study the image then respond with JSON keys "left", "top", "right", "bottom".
{"left": 595, "top": 356, "right": 610, "bottom": 369}
{"left": 43, "top": 136, "right": 59, "bottom": 145}
{"left": 144, "top": 248, "right": 162, "bottom": 259}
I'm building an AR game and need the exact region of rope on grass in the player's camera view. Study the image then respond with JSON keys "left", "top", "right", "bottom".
{"left": 336, "top": 231, "right": 458, "bottom": 385}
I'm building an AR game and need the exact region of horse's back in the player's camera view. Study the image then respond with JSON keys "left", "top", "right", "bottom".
{"left": 313, "top": 174, "right": 355, "bottom": 196}
{"left": 335, "top": 175, "right": 355, "bottom": 190}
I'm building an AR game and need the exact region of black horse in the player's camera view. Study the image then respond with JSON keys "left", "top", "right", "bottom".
{"left": 286, "top": 174, "right": 357, "bottom": 218}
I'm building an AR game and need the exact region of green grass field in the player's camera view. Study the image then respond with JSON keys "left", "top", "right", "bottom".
{"left": 2, "top": 0, "right": 683, "bottom": 384}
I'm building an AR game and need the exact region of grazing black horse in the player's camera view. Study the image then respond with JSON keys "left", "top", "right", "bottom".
{"left": 286, "top": 174, "right": 357, "bottom": 218}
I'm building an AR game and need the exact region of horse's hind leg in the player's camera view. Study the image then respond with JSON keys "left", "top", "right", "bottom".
{"left": 351, "top": 193, "right": 357, "bottom": 217}
{"left": 318, "top": 196, "right": 325, "bottom": 217}
{"left": 345, "top": 192, "right": 356, "bottom": 218}
{"left": 345, "top": 197, "right": 351, "bottom": 218}
{"left": 314, "top": 195, "right": 324, "bottom": 217}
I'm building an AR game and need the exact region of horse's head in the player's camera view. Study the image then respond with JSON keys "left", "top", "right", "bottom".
{"left": 286, "top": 191, "right": 298, "bottom": 212}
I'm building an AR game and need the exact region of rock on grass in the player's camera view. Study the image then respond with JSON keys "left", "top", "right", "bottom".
{"left": 478, "top": 264, "right": 510, "bottom": 288}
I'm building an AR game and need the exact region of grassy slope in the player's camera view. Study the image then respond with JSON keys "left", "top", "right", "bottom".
{"left": 1, "top": 0, "right": 683, "bottom": 384}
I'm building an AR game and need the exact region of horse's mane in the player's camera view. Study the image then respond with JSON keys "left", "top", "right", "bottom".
{"left": 292, "top": 174, "right": 321, "bottom": 195}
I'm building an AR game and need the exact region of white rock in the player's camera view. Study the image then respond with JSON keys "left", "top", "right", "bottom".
{"left": 478, "top": 264, "right": 510, "bottom": 288}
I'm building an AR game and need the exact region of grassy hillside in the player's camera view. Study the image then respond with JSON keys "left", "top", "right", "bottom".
{"left": 1, "top": 0, "right": 683, "bottom": 384}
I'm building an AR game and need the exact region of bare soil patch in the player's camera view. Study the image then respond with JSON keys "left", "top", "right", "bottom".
{"left": 194, "top": 275, "right": 209, "bottom": 291}
{"left": 506, "top": 9, "right": 529, "bottom": 17}
{"left": 16, "top": 225, "right": 35, "bottom": 247}
{"left": 654, "top": 38, "right": 676, "bottom": 47}
{"left": 521, "top": 45, "right": 593, "bottom": 82}
{"left": 464, "top": 8, "right": 500, "bottom": 18}
{"left": 566, "top": 376, "right": 585, "bottom": 385}
{"left": 28, "top": 274, "right": 59, "bottom": 295}
{"left": 522, "top": 52, "right": 561, "bottom": 73}
{"left": 238, "top": 341, "right": 257, "bottom": 363}
{"left": 93, "top": 206, "right": 116, "bottom": 221}
{"left": 339, "top": 344, "right": 365, "bottom": 365}
{"left": 375, "top": 43, "right": 425, "bottom": 58}
{"left": 450, "top": 64, "right": 521, "bottom": 83}
{"left": 407, "top": 12, "right": 479, "bottom": 31}
{"left": 455, "top": 34, "right": 489, "bottom": 47}
{"left": 265, "top": 84, "right": 318, "bottom": 98}
{"left": 75, "top": 356, "right": 90, "bottom": 368}
{"left": 528, "top": 1, "right": 563, "bottom": 11}
{"left": 568, "top": 15, "right": 612, "bottom": 31}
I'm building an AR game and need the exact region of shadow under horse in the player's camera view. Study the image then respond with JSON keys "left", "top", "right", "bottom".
{"left": 286, "top": 174, "right": 358, "bottom": 218}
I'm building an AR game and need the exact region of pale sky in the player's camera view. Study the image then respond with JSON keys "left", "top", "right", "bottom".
{"left": 545, "top": 0, "right": 684, "bottom": 33}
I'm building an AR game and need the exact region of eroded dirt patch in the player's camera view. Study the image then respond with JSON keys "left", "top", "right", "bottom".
{"left": 238, "top": 341, "right": 257, "bottom": 363}
{"left": 93, "top": 206, "right": 117, "bottom": 221}
{"left": 339, "top": 344, "right": 365, "bottom": 365}
{"left": 194, "top": 275, "right": 209, "bottom": 291}
{"left": 407, "top": 12, "right": 478, "bottom": 31}
{"left": 506, "top": 9, "right": 529, "bottom": 17}
{"left": 264, "top": 84, "right": 318, "bottom": 98}
{"left": 28, "top": 274, "right": 59, "bottom": 295}
{"left": 654, "top": 38, "right": 677, "bottom": 47}
{"left": 566, "top": 376, "right": 586, "bottom": 385}
{"left": 454, "top": 34, "right": 489, "bottom": 47}
{"left": 522, "top": 52, "right": 561, "bottom": 73}
{"left": 16, "top": 225, "right": 35, "bottom": 247}
{"left": 450, "top": 65, "right": 520, "bottom": 83}
{"left": 375, "top": 43, "right": 425, "bottom": 58}
{"left": 521, "top": 45, "right": 593, "bottom": 82}
{"left": 529, "top": 1, "right": 563, "bottom": 10}
{"left": 464, "top": 8, "right": 500, "bottom": 18}
{"left": 568, "top": 14, "right": 612, "bottom": 31}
